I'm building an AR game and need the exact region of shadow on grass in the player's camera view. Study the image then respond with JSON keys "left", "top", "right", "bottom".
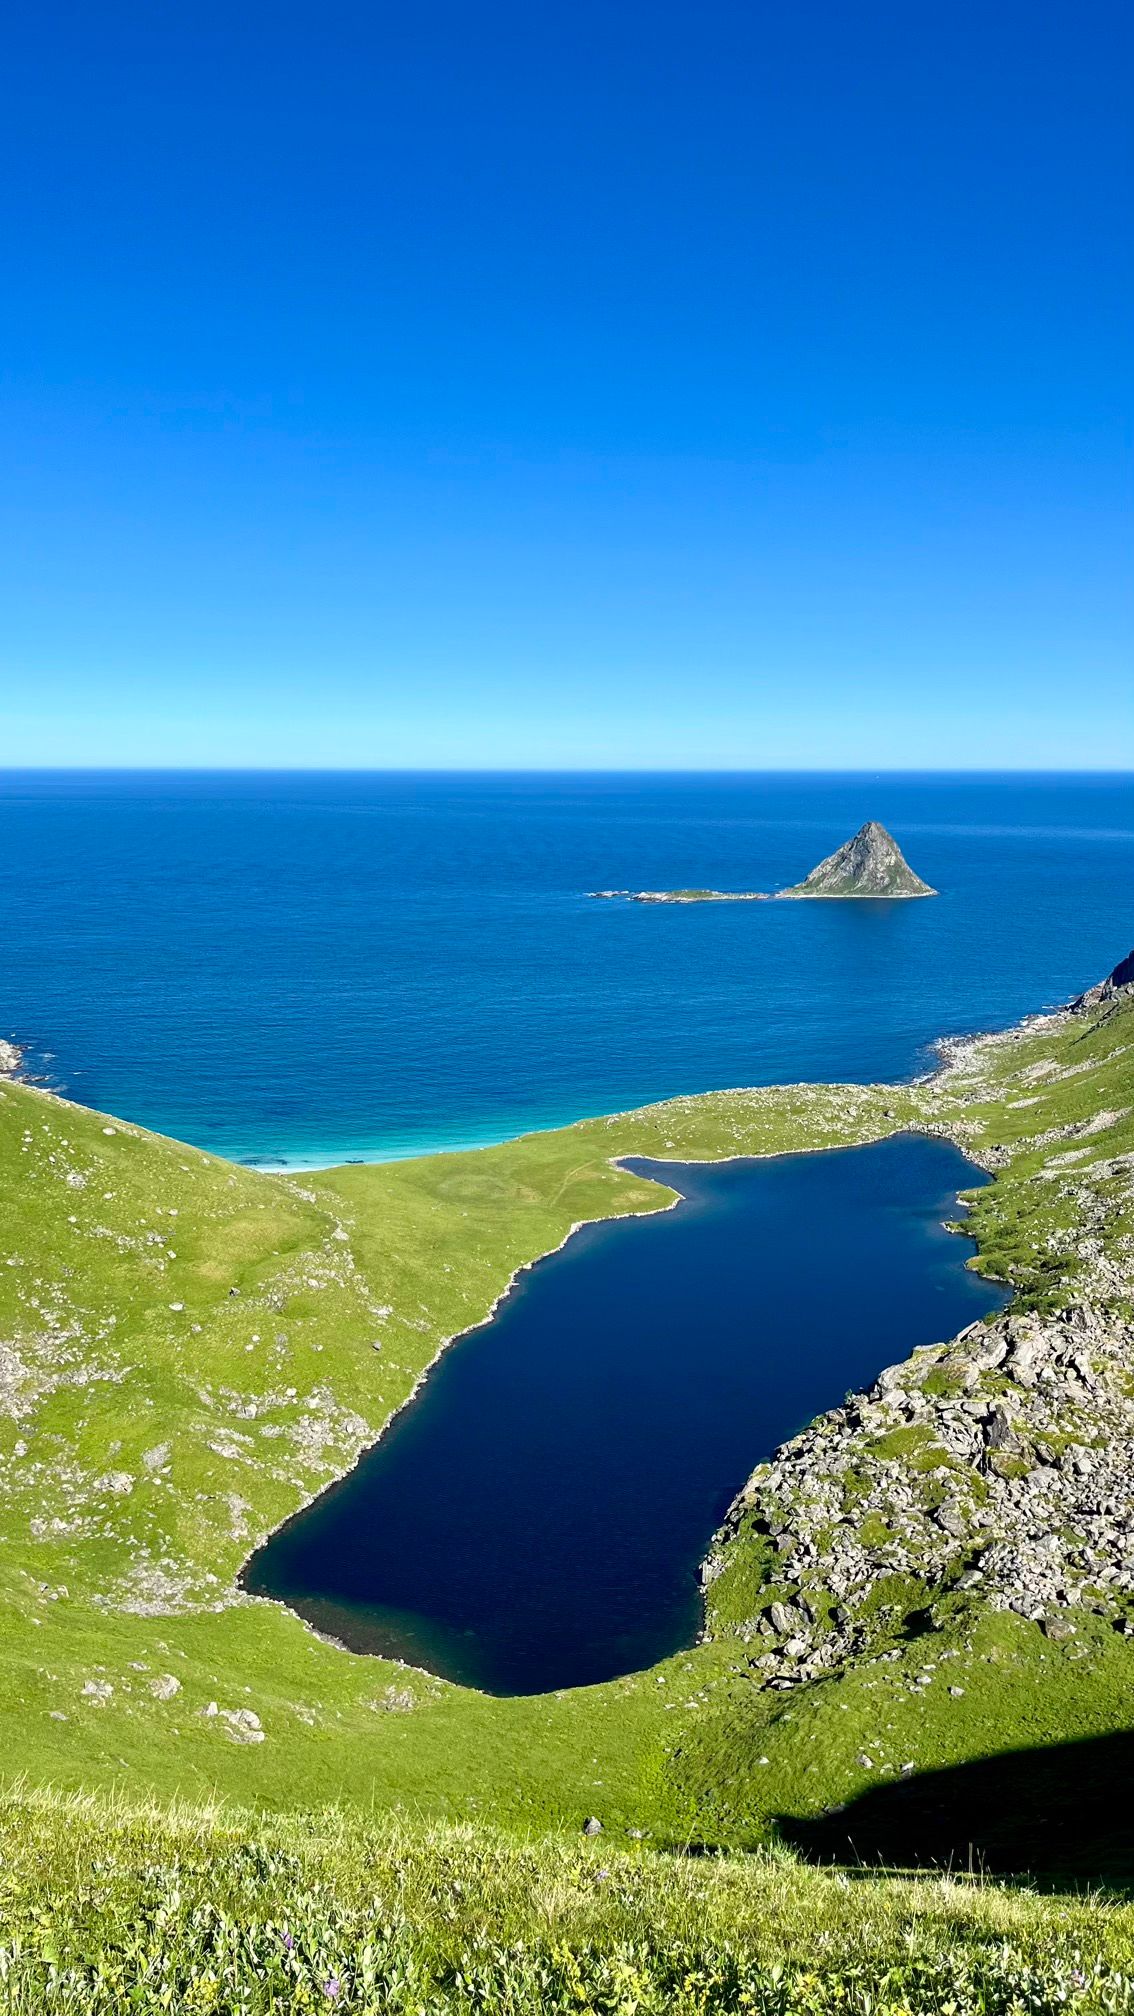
{"left": 780, "top": 1731, "right": 1134, "bottom": 1892}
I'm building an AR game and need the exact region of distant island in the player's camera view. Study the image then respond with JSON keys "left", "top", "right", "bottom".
{"left": 780, "top": 819, "right": 936, "bottom": 898}
{"left": 590, "top": 820, "right": 936, "bottom": 902}
{"left": 590, "top": 887, "right": 766, "bottom": 905}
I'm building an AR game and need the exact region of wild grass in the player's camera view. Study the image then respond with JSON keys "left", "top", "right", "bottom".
{"left": 4, "top": 1787, "right": 1134, "bottom": 2013}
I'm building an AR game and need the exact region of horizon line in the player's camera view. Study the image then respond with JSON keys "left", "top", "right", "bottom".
{"left": 0, "top": 764, "right": 1132, "bottom": 779}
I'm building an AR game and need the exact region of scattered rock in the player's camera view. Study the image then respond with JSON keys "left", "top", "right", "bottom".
{"left": 220, "top": 1708, "right": 264, "bottom": 1744}
{"left": 368, "top": 1686, "right": 415, "bottom": 1713}
{"left": 199, "top": 1703, "right": 264, "bottom": 1742}
{"left": 705, "top": 1300, "right": 1134, "bottom": 1686}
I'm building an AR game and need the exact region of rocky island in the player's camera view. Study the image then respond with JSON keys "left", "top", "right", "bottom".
{"left": 778, "top": 818, "right": 935, "bottom": 897}
{"left": 590, "top": 820, "right": 936, "bottom": 902}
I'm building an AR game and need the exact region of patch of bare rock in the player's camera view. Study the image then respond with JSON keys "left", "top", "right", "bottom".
{"left": 704, "top": 1298, "right": 1134, "bottom": 1686}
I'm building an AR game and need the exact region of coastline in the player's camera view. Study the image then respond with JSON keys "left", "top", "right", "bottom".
{"left": 234, "top": 1107, "right": 635, "bottom": 1171}
{"left": 209, "top": 1027, "right": 1011, "bottom": 1172}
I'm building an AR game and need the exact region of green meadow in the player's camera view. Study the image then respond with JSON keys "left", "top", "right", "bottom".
{"left": 1, "top": 983, "right": 1133, "bottom": 2008}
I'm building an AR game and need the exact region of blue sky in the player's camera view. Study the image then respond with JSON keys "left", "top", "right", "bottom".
{"left": 2, "top": 1, "right": 1131, "bottom": 768}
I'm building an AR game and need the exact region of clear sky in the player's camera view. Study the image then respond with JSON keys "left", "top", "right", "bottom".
{"left": 2, "top": 0, "right": 1131, "bottom": 768}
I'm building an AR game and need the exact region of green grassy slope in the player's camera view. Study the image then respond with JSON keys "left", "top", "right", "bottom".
{"left": 0, "top": 988, "right": 1130, "bottom": 1861}
{"left": 3, "top": 1790, "right": 1134, "bottom": 2014}
{"left": 0, "top": 1067, "right": 919, "bottom": 1833}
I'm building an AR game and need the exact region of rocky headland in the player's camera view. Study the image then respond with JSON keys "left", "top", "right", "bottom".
{"left": 1074, "top": 946, "right": 1134, "bottom": 1014}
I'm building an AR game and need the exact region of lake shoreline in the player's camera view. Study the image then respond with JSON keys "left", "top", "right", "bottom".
{"left": 239, "top": 977, "right": 1109, "bottom": 1698}
{"left": 246, "top": 1132, "right": 996, "bottom": 1693}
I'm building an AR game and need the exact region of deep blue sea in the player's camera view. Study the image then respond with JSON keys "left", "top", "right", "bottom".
{"left": 1, "top": 771, "right": 1130, "bottom": 1164}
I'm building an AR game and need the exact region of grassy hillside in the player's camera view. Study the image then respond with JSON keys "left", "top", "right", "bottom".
{"left": 2, "top": 1789, "right": 1134, "bottom": 2013}
{"left": 0, "top": 1063, "right": 922, "bottom": 1832}
{"left": 0, "top": 983, "right": 1130, "bottom": 1875}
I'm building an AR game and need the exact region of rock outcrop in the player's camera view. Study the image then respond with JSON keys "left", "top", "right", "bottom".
{"left": 1074, "top": 947, "right": 1134, "bottom": 1014}
{"left": 779, "top": 821, "right": 935, "bottom": 898}
{"left": 0, "top": 1039, "right": 22, "bottom": 1077}
{"left": 704, "top": 1300, "right": 1134, "bottom": 1689}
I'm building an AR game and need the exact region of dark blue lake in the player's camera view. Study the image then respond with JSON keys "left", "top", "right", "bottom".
{"left": 245, "top": 1134, "right": 1006, "bottom": 1694}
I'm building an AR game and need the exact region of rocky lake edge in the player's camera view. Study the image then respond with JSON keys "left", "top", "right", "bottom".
{"left": 701, "top": 963, "right": 1134, "bottom": 1705}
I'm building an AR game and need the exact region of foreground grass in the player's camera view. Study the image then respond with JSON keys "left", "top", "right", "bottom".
{"left": 3, "top": 1788, "right": 1134, "bottom": 2013}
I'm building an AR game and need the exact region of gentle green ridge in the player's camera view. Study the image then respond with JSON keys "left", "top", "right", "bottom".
{"left": 0, "top": 989, "right": 1131, "bottom": 1853}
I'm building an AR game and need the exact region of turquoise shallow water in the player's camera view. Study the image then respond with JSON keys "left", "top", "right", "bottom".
{"left": 0, "top": 770, "right": 1130, "bottom": 1162}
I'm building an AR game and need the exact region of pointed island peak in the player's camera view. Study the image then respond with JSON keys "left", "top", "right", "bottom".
{"left": 779, "top": 820, "right": 936, "bottom": 899}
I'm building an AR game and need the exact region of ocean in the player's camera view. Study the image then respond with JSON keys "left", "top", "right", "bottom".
{"left": 1, "top": 770, "right": 1130, "bottom": 1164}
